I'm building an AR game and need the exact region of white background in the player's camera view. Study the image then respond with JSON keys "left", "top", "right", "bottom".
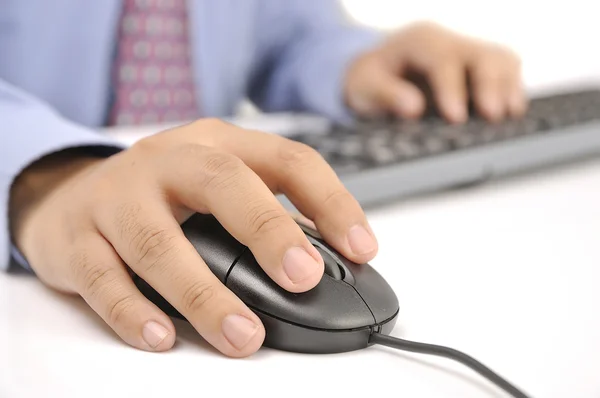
{"left": 342, "top": 0, "right": 600, "bottom": 91}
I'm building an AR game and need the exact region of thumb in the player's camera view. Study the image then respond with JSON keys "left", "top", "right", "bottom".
{"left": 347, "top": 67, "right": 426, "bottom": 119}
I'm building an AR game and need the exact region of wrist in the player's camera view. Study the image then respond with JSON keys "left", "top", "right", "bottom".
{"left": 9, "top": 149, "right": 105, "bottom": 250}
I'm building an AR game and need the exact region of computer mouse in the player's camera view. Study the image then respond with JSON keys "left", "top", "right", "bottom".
{"left": 132, "top": 213, "right": 399, "bottom": 354}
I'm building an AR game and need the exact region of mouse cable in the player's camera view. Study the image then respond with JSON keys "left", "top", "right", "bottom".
{"left": 369, "top": 332, "right": 531, "bottom": 398}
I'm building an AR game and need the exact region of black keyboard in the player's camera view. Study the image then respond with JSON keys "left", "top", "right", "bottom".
{"left": 280, "top": 89, "right": 600, "bottom": 208}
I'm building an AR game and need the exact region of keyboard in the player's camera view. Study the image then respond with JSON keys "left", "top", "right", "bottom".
{"left": 282, "top": 88, "right": 600, "bottom": 208}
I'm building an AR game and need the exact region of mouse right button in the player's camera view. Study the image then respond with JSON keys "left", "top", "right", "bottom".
{"left": 342, "top": 259, "right": 400, "bottom": 324}
{"left": 226, "top": 249, "right": 374, "bottom": 330}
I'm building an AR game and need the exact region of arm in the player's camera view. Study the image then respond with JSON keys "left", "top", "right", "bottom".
{"left": 248, "top": 0, "right": 383, "bottom": 122}
{"left": 1, "top": 79, "right": 124, "bottom": 271}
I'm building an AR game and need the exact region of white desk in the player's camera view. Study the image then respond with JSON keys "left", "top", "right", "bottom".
{"left": 2, "top": 111, "right": 600, "bottom": 398}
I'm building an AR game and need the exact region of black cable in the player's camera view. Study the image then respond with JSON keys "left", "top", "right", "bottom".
{"left": 369, "top": 333, "right": 531, "bottom": 398}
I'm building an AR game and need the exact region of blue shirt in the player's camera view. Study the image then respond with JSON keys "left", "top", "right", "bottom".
{"left": 0, "top": 0, "right": 382, "bottom": 270}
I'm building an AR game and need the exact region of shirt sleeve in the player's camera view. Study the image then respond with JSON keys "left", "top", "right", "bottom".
{"left": 0, "top": 79, "right": 125, "bottom": 271}
{"left": 248, "top": 0, "right": 384, "bottom": 123}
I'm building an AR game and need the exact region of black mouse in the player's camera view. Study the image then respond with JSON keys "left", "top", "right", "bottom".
{"left": 132, "top": 213, "right": 399, "bottom": 354}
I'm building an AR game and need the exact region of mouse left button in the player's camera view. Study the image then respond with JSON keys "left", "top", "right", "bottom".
{"left": 181, "top": 213, "right": 246, "bottom": 283}
{"left": 314, "top": 246, "right": 343, "bottom": 280}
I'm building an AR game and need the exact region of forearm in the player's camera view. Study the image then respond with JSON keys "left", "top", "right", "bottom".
{"left": 9, "top": 150, "right": 105, "bottom": 256}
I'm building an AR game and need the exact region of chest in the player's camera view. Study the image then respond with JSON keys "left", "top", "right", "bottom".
{"left": 0, "top": 0, "right": 261, "bottom": 122}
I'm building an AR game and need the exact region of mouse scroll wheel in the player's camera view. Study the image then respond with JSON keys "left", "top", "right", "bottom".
{"left": 314, "top": 246, "right": 344, "bottom": 280}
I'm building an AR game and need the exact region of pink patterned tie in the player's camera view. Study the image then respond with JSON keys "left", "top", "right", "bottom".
{"left": 109, "top": 0, "right": 200, "bottom": 126}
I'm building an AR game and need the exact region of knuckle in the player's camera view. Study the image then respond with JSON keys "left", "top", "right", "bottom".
{"left": 403, "top": 21, "right": 445, "bottom": 43}
{"left": 115, "top": 202, "right": 179, "bottom": 273}
{"left": 68, "top": 247, "right": 89, "bottom": 274}
{"left": 245, "top": 205, "right": 290, "bottom": 237}
{"left": 131, "top": 135, "right": 162, "bottom": 155}
{"left": 114, "top": 201, "right": 144, "bottom": 239}
{"left": 106, "top": 294, "right": 137, "bottom": 325}
{"left": 198, "top": 151, "right": 245, "bottom": 190}
{"left": 323, "top": 189, "right": 357, "bottom": 211}
{"left": 131, "top": 225, "right": 179, "bottom": 273}
{"left": 278, "top": 141, "right": 322, "bottom": 171}
{"left": 474, "top": 46, "right": 520, "bottom": 79}
{"left": 433, "top": 49, "right": 459, "bottom": 66}
{"left": 195, "top": 117, "right": 228, "bottom": 130}
{"left": 172, "top": 142, "right": 211, "bottom": 161}
{"left": 82, "top": 263, "right": 117, "bottom": 297}
{"left": 184, "top": 118, "right": 234, "bottom": 142}
{"left": 473, "top": 58, "right": 505, "bottom": 81}
{"left": 181, "top": 281, "right": 216, "bottom": 313}
{"left": 114, "top": 202, "right": 180, "bottom": 273}
{"left": 68, "top": 249, "right": 118, "bottom": 298}
{"left": 312, "top": 188, "right": 360, "bottom": 223}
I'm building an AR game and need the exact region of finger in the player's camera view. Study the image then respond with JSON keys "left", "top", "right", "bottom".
{"left": 348, "top": 69, "right": 426, "bottom": 119}
{"left": 158, "top": 144, "right": 324, "bottom": 293}
{"left": 191, "top": 122, "right": 379, "bottom": 265}
{"left": 427, "top": 59, "right": 469, "bottom": 123}
{"left": 469, "top": 58, "right": 510, "bottom": 122}
{"left": 505, "top": 63, "right": 527, "bottom": 118}
{"left": 68, "top": 232, "right": 176, "bottom": 352}
{"left": 94, "top": 200, "right": 265, "bottom": 357}
{"left": 508, "top": 86, "right": 527, "bottom": 118}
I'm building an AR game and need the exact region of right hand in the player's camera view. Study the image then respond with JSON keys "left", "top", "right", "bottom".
{"left": 9, "top": 119, "right": 378, "bottom": 357}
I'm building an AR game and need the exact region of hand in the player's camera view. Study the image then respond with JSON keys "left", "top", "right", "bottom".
{"left": 9, "top": 119, "right": 378, "bottom": 357}
{"left": 344, "top": 21, "right": 527, "bottom": 123}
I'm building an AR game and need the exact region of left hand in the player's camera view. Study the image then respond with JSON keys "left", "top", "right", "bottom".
{"left": 344, "top": 22, "right": 527, "bottom": 123}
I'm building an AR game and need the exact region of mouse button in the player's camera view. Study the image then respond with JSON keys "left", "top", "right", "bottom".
{"left": 181, "top": 213, "right": 246, "bottom": 283}
{"left": 227, "top": 250, "right": 375, "bottom": 330}
{"left": 314, "top": 246, "right": 343, "bottom": 280}
{"left": 307, "top": 235, "right": 355, "bottom": 285}
{"left": 346, "top": 262, "right": 399, "bottom": 324}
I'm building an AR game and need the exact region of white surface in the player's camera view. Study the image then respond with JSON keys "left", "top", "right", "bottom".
{"left": 3, "top": 5, "right": 600, "bottom": 398}
{"left": 3, "top": 155, "right": 600, "bottom": 398}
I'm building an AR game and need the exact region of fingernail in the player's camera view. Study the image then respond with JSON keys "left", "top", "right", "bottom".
{"left": 282, "top": 246, "right": 321, "bottom": 283}
{"left": 222, "top": 314, "right": 259, "bottom": 350}
{"left": 143, "top": 321, "right": 170, "bottom": 349}
{"left": 347, "top": 224, "right": 377, "bottom": 255}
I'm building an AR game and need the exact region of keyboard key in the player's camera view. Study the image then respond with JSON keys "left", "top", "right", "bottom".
{"left": 393, "top": 138, "right": 421, "bottom": 160}
{"left": 286, "top": 89, "right": 600, "bottom": 175}
{"left": 366, "top": 140, "right": 397, "bottom": 164}
{"left": 422, "top": 135, "right": 449, "bottom": 154}
{"left": 338, "top": 137, "right": 363, "bottom": 157}
{"left": 331, "top": 159, "right": 364, "bottom": 175}
{"left": 454, "top": 132, "right": 477, "bottom": 148}
{"left": 394, "top": 121, "right": 428, "bottom": 137}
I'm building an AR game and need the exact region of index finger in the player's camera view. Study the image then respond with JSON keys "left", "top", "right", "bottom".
{"left": 181, "top": 120, "right": 379, "bottom": 265}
